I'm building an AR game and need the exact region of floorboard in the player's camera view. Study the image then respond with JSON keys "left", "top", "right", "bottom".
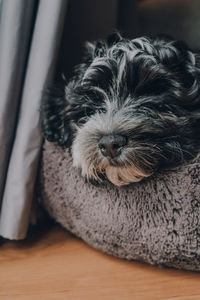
{"left": 1, "top": 222, "right": 200, "bottom": 300}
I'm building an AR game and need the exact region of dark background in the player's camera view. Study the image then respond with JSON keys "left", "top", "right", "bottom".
{"left": 56, "top": 0, "right": 200, "bottom": 80}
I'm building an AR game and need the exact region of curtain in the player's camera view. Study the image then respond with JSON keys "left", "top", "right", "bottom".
{"left": 0, "top": 0, "right": 68, "bottom": 240}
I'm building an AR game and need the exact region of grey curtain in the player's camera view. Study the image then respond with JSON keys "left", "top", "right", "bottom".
{"left": 0, "top": 0, "right": 68, "bottom": 239}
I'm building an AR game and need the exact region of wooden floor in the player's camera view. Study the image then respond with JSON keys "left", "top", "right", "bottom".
{"left": 1, "top": 222, "right": 200, "bottom": 300}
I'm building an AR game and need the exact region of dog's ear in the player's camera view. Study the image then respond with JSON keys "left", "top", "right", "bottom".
{"left": 153, "top": 36, "right": 200, "bottom": 109}
{"left": 41, "top": 85, "right": 71, "bottom": 147}
{"left": 174, "top": 48, "right": 200, "bottom": 109}
{"left": 152, "top": 36, "right": 189, "bottom": 66}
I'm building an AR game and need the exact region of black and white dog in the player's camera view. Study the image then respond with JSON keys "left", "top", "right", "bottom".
{"left": 41, "top": 33, "right": 200, "bottom": 186}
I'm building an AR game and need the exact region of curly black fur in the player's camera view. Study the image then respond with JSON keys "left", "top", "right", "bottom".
{"left": 41, "top": 32, "right": 200, "bottom": 185}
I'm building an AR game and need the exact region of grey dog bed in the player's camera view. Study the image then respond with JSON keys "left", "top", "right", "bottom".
{"left": 39, "top": 140, "right": 200, "bottom": 271}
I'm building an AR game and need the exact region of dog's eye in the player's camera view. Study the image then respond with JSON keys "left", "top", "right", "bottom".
{"left": 77, "top": 117, "right": 88, "bottom": 126}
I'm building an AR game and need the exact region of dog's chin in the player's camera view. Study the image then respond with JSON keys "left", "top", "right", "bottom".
{"left": 102, "top": 164, "right": 152, "bottom": 186}
{"left": 80, "top": 160, "right": 153, "bottom": 187}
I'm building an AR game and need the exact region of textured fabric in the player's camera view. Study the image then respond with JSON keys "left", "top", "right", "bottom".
{"left": 39, "top": 141, "right": 200, "bottom": 271}
{"left": 0, "top": 0, "right": 68, "bottom": 239}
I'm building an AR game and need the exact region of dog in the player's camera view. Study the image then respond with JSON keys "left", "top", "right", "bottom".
{"left": 41, "top": 32, "right": 200, "bottom": 186}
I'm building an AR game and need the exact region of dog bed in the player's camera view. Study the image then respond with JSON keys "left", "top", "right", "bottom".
{"left": 38, "top": 140, "right": 200, "bottom": 271}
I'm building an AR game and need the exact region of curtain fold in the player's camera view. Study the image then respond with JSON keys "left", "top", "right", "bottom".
{"left": 0, "top": 0, "right": 36, "bottom": 205}
{"left": 0, "top": 0, "right": 68, "bottom": 239}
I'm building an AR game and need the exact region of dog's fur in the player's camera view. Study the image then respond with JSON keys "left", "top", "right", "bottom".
{"left": 41, "top": 33, "right": 200, "bottom": 186}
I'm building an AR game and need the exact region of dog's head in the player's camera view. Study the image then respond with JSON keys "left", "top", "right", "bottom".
{"left": 42, "top": 33, "right": 200, "bottom": 186}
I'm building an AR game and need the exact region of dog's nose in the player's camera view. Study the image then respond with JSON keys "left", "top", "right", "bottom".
{"left": 99, "top": 134, "right": 127, "bottom": 158}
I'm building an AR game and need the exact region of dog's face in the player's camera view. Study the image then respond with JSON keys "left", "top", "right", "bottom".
{"left": 42, "top": 33, "right": 200, "bottom": 186}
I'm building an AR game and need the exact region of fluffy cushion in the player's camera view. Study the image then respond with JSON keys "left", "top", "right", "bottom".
{"left": 39, "top": 141, "right": 200, "bottom": 271}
